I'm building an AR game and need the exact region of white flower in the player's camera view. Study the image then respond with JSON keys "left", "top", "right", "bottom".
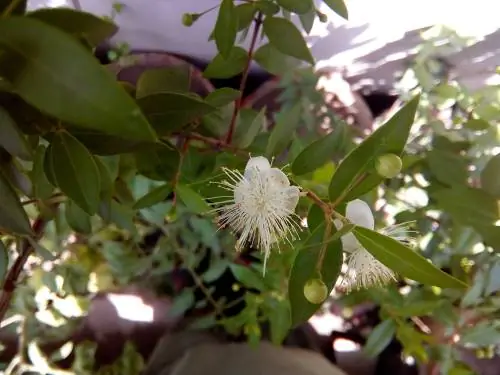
{"left": 212, "top": 156, "right": 302, "bottom": 273}
{"left": 335, "top": 199, "right": 415, "bottom": 291}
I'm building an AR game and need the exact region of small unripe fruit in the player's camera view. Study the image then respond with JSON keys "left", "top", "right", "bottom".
{"left": 182, "top": 13, "right": 199, "bottom": 27}
{"left": 303, "top": 278, "right": 328, "bottom": 304}
{"left": 375, "top": 153, "right": 403, "bottom": 178}
{"left": 317, "top": 11, "right": 328, "bottom": 23}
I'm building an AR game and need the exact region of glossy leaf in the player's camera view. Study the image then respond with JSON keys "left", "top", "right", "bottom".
{"left": 229, "top": 263, "right": 267, "bottom": 291}
{"left": 262, "top": 17, "right": 314, "bottom": 64}
{"left": 299, "top": 7, "right": 316, "bottom": 34}
{"left": 138, "top": 93, "right": 216, "bottom": 135}
{"left": 168, "top": 289, "right": 195, "bottom": 318}
{"left": 136, "top": 66, "right": 191, "bottom": 98}
{"left": 204, "top": 47, "right": 248, "bottom": 79}
{"left": 214, "top": 0, "right": 238, "bottom": 58}
{"left": 253, "top": 43, "right": 300, "bottom": 75}
{"left": 98, "top": 200, "right": 136, "bottom": 234}
{"left": 353, "top": 226, "right": 467, "bottom": 289}
{"left": 135, "top": 143, "right": 180, "bottom": 181}
{"left": 266, "top": 102, "right": 302, "bottom": 157}
{"left": 268, "top": 298, "right": 291, "bottom": 345}
{"left": 42, "top": 143, "right": 57, "bottom": 187}
{"left": 289, "top": 221, "right": 343, "bottom": 326}
{"left": 233, "top": 108, "right": 266, "bottom": 148}
{"left": 292, "top": 129, "right": 342, "bottom": 175}
{"left": 51, "top": 132, "right": 101, "bottom": 215}
{"left": 0, "top": 106, "right": 32, "bottom": 160}
{"left": 328, "top": 95, "right": 420, "bottom": 205}
{"left": 0, "top": 171, "right": 32, "bottom": 235}
{"left": 133, "top": 184, "right": 172, "bottom": 210}
{"left": 27, "top": 8, "right": 117, "bottom": 46}
{"left": 93, "top": 156, "right": 114, "bottom": 198}
{"left": 235, "top": 3, "right": 256, "bottom": 31}
{"left": 65, "top": 199, "right": 91, "bottom": 234}
{"left": 176, "top": 185, "right": 211, "bottom": 214}
{"left": 363, "top": 320, "right": 396, "bottom": 358}
{"left": 323, "top": 0, "right": 348, "bottom": 20}
{"left": 205, "top": 88, "right": 240, "bottom": 107}
{"left": 0, "top": 17, "right": 156, "bottom": 142}
{"left": 31, "top": 145, "right": 53, "bottom": 200}
{"left": 0, "top": 240, "right": 7, "bottom": 285}
{"left": 276, "top": 0, "right": 313, "bottom": 14}
{"left": 481, "top": 154, "right": 500, "bottom": 198}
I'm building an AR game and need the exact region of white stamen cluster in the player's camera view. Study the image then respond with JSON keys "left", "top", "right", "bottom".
{"left": 212, "top": 156, "right": 301, "bottom": 272}
{"left": 336, "top": 199, "right": 415, "bottom": 292}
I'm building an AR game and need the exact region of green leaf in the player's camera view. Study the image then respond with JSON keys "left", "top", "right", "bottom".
{"left": 292, "top": 130, "right": 342, "bottom": 175}
{"left": 205, "top": 88, "right": 240, "bottom": 107}
{"left": 229, "top": 263, "right": 267, "bottom": 291}
{"left": 363, "top": 320, "right": 396, "bottom": 358}
{"left": 289, "top": 221, "right": 343, "bottom": 326}
{"left": 266, "top": 102, "right": 302, "bottom": 157}
{"left": 268, "top": 298, "right": 291, "bottom": 345}
{"left": 204, "top": 47, "right": 248, "bottom": 79}
{"left": 427, "top": 149, "right": 468, "bottom": 186}
{"left": 42, "top": 143, "right": 57, "bottom": 188}
{"left": 136, "top": 66, "right": 191, "bottom": 98}
{"left": 214, "top": 0, "right": 238, "bottom": 58}
{"left": 391, "top": 300, "right": 444, "bottom": 317}
{"left": 133, "top": 184, "right": 172, "bottom": 209}
{"left": 51, "top": 132, "right": 101, "bottom": 215}
{"left": 135, "top": 143, "right": 180, "bottom": 181}
{"left": 328, "top": 95, "right": 420, "bottom": 204}
{"left": 460, "top": 322, "right": 500, "bottom": 346}
{"left": 299, "top": 7, "right": 316, "bottom": 34}
{"left": 353, "top": 226, "right": 467, "bottom": 289}
{"left": 323, "top": 0, "right": 348, "bottom": 19}
{"left": 27, "top": 8, "right": 117, "bottom": 46}
{"left": 202, "top": 259, "right": 230, "bottom": 283}
{"left": 253, "top": 43, "right": 300, "bottom": 75}
{"left": 168, "top": 289, "right": 195, "bottom": 318}
{"left": 98, "top": 200, "right": 136, "bottom": 234}
{"left": 176, "top": 184, "right": 211, "bottom": 214}
{"left": 28, "top": 238, "right": 56, "bottom": 261}
{"left": 233, "top": 108, "right": 266, "bottom": 148}
{"left": 235, "top": 3, "right": 257, "bottom": 31}
{"left": 263, "top": 17, "right": 314, "bottom": 64}
{"left": 0, "top": 0, "right": 26, "bottom": 15}
{"left": 464, "top": 118, "right": 489, "bottom": 131}
{"left": 481, "top": 154, "right": 500, "bottom": 198}
{"left": 0, "top": 17, "right": 157, "bottom": 142}
{"left": 0, "top": 240, "right": 7, "bottom": 285}
{"left": 255, "top": 0, "right": 280, "bottom": 15}
{"left": 138, "top": 93, "right": 216, "bottom": 135}
{"left": 276, "top": 0, "right": 313, "bottom": 14}
{"left": 65, "top": 199, "right": 91, "bottom": 234}
{"left": 0, "top": 170, "right": 32, "bottom": 235}
{"left": 93, "top": 156, "right": 114, "bottom": 198}
{"left": 0, "top": 106, "right": 32, "bottom": 160}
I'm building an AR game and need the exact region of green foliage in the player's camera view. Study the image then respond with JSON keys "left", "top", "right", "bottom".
{"left": 0, "top": 3, "right": 497, "bottom": 374}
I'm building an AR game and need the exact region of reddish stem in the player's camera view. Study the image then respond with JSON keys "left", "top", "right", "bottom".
{"left": 225, "top": 12, "right": 263, "bottom": 144}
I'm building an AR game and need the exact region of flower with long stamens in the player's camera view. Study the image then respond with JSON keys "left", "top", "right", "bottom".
{"left": 211, "top": 156, "right": 302, "bottom": 273}
{"left": 335, "top": 199, "right": 416, "bottom": 291}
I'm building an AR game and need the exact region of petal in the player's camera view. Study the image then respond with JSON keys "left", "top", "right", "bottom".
{"left": 281, "top": 186, "right": 300, "bottom": 212}
{"left": 263, "top": 168, "right": 290, "bottom": 189}
{"left": 346, "top": 199, "right": 375, "bottom": 229}
{"left": 244, "top": 156, "right": 271, "bottom": 178}
{"left": 340, "top": 231, "right": 361, "bottom": 253}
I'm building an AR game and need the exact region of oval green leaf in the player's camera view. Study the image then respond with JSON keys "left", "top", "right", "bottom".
{"left": 214, "top": 0, "right": 238, "bottom": 59}
{"left": 31, "top": 145, "right": 53, "bottom": 200}
{"left": 204, "top": 47, "right": 248, "bottom": 79}
{"left": 0, "top": 106, "right": 32, "bottom": 160}
{"left": 363, "top": 320, "right": 396, "bottom": 358}
{"left": 328, "top": 95, "right": 420, "bottom": 205}
{"left": 133, "top": 184, "right": 172, "bottom": 209}
{"left": 323, "top": 0, "right": 348, "bottom": 20}
{"left": 0, "top": 17, "right": 156, "bottom": 142}
{"left": 51, "top": 132, "right": 101, "bottom": 215}
{"left": 292, "top": 129, "right": 342, "bottom": 175}
{"left": 481, "top": 154, "right": 500, "bottom": 198}
{"left": 262, "top": 17, "right": 314, "bottom": 64}
{"left": 253, "top": 43, "right": 300, "bottom": 75}
{"left": 176, "top": 184, "right": 211, "bottom": 214}
{"left": 353, "top": 226, "right": 467, "bottom": 289}
{"left": 0, "top": 171, "right": 32, "bottom": 235}
{"left": 65, "top": 199, "right": 92, "bottom": 234}
{"left": 233, "top": 108, "right": 266, "bottom": 148}
{"left": 276, "top": 0, "right": 313, "bottom": 14}
{"left": 136, "top": 66, "right": 191, "bottom": 98}
{"left": 266, "top": 102, "right": 302, "bottom": 157}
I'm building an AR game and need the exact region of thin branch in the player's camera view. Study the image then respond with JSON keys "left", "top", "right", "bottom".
{"left": 0, "top": 217, "right": 48, "bottom": 323}
{"left": 225, "top": 12, "right": 263, "bottom": 144}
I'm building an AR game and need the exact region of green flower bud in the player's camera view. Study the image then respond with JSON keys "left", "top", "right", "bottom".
{"left": 303, "top": 278, "right": 328, "bottom": 304}
{"left": 317, "top": 11, "right": 328, "bottom": 23}
{"left": 375, "top": 153, "right": 403, "bottom": 178}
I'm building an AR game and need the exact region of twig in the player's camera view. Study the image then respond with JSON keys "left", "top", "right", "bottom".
{"left": 0, "top": 217, "right": 47, "bottom": 323}
{"left": 186, "top": 132, "right": 247, "bottom": 155}
{"left": 225, "top": 12, "right": 263, "bottom": 144}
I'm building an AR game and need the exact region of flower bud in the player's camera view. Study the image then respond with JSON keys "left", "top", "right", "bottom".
{"left": 375, "top": 153, "right": 402, "bottom": 178}
{"left": 303, "top": 278, "right": 328, "bottom": 304}
{"left": 182, "top": 13, "right": 200, "bottom": 27}
{"left": 317, "top": 11, "right": 328, "bottom": 23}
